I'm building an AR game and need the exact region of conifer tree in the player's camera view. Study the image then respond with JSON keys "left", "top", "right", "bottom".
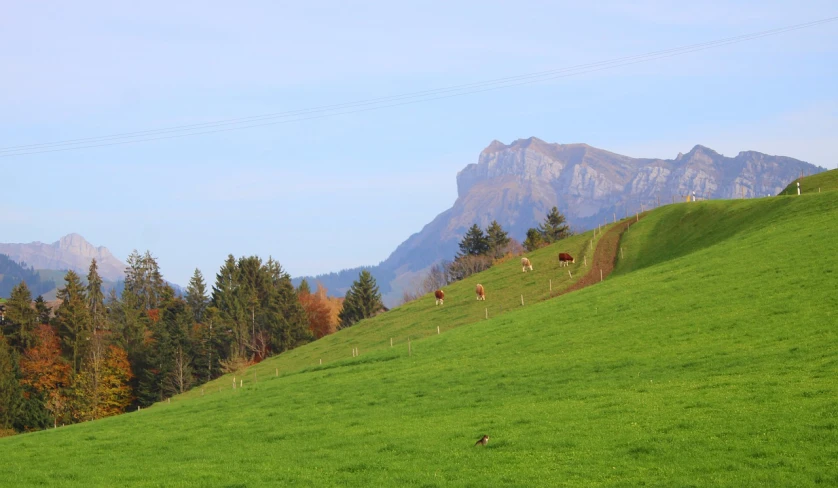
{"left": 6, "top": 281, "right": 36, "bottom": 349}
{"left": 486, "top": 220, "right": 511, "bottom": 258}
{"left": 185, "top": 268, "right": 208, "bottom": 323}
{"left": 87, "top": 258, "right": 106, "bottom": 333}
{"left": 0, "top": 335, "right": 24, "bottom": 431}
{"left": 297, "top": 279, "right": 311, "bottom": 295}
{"left": 458, "top": 224, "right": 490, "bottom": 257}
{"left": 537, "top": 206, "right": 571, "bottom": 243}
{"left": 56, "top": 270, "right": 92, "bottom": 374}
{"left": 338, "top": 271, "right": 383, "bottom": 329}
{"left": 34, "top": 295, "right": 51, "bottom": 325}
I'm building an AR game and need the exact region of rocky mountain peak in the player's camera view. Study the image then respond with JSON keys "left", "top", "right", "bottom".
{"left": 0, "top": 234, "right": 126, "bottom": 281}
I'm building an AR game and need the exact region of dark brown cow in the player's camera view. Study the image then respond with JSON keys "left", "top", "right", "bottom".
{"left": 475, "top": 284, "right": 485, "bottom": 301}
{"left": 558, "top": 253, "right": 575, "bottom": 267}
{"left": 434, "top": 289, "right": 445, "bottom": 306}
{"left": 521, "top": 257, "right": 533, "bottom": 272}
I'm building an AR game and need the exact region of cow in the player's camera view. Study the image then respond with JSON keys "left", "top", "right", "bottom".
{"left": 434, "top": 289, "right": 445, "bottom": 306}
{"left": 558, "top": 253, "right": 575, "bottom": 267}
{"left": 521, "top": 257, "right": 533, "bottom": 272}
{"left": 475, "top": 284, "right": 486, "bottom": 301}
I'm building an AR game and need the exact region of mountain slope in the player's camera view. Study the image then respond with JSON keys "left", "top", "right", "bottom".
{"left": 0, "top": 234, "right": 125, "bottom": 282}
{"left": 298, "top": 139, "right": 824, "bottom": 306}
{"left": 3, "top": 192, "right": 837, "bottom": 486}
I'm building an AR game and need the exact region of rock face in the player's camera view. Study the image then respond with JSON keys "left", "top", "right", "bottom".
{"left": 300, "top": 138, "right": 823, "bottom": 305}
{"left": 0, "top": 233, "right": 125, "bottom": 281}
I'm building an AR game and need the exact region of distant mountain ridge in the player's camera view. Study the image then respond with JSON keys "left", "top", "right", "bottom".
{"left": 0, "top": 233, "right": 126, "bottom": 282}
{"left": 296, "top": 138, "right": 824, "bottom": 306}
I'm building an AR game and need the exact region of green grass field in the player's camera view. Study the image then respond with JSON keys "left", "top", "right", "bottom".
{"left": 779, "top": 168, "right": 838, "bottom": 196}
{"left": 1, "top": 193, "right": 837, "bottom": 487}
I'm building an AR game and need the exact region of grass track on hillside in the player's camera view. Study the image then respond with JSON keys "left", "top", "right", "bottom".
{"left": 2, "top": 194, "right": 837, "bottom": 486}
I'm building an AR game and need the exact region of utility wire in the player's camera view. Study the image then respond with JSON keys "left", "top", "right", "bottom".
{"left": 1, "top": 15, "right": 836, "bottom": 158}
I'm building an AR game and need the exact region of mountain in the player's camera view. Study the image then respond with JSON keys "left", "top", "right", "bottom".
{"left": 0, "top": 233, "right": 126, "bottom": 282}
{"left": 0, "top": 254, "right": 57, "bottom": 299}
{"left": 303, "top": 137, "right": 824, "bottom": 306}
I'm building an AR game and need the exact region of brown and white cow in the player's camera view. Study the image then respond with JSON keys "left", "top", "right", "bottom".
{"left": 475, "top": 284, "right": 485, "bottom": 301}
{"left": 434, "top": 289, "right": 445, "bottom": 306}
{"left": 521, "top": 257, "right": 533, "bottom": 272}
{"left": 558, "top": 253, "right": 575, "bottom": 267}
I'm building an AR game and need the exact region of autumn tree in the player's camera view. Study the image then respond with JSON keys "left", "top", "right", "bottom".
{"left": 55, "top": 270, "right": 91, "bottom": 375}
{"left": 338, "top": 271, "right": 383, "bottom": 329}
{"left": 97, "top": 345, "right": 133, "bottom": 417}
{"left": 299, "top": 283, "right": 333, "bottom": 339}
{"left": 19, "top": 324, "right": 71, "bottom": 427}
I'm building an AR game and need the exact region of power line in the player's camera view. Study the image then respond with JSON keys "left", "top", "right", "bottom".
{"left": 2, "top": 15, "right": 836, "bottom": 158}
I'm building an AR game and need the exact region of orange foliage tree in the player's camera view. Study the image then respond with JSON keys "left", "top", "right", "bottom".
{"left": 19, "top": 324, "right": 71, "bottom": 426}
{"left": 299, "top": 283, "right": 337, "bottom": 339}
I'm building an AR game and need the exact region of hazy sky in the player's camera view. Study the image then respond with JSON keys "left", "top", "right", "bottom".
{"left": 1, "top": 1, "right": 836, "bottom": 287}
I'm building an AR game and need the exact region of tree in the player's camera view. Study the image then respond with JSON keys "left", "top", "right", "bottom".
{"left": 299, "top": 283, "right": 333, "bottom": 339}
{"left": 297, "top": 279, "right": 311, "bottom": 296}
{"left": 33, "top": 296, "right": 51, "bottom": 325}
{"left": 537, "top": 206, "right": 571, "bottom": 243}
{"left": 486, "top": 220, "right": 511, "bottom": 259}
{"left": 19, "top": 324, "right": 71, "bottom": 427}
{"left": 523, "top": 228, "right": 547, "bottom": 252}
{"left": 185, "top": 268, "right": 208, "bottom": 324}
{"left": 5, "top": 282, "right": 36, "bottom": 349}
{"left": 97, "top": 345, "right": 133, "bottom": 417}
{"left": 55, "top": 270, "right": 91, "bottom": 375}
{"left": 87, "top": 258, "right": 106, "bottom": 334}
{"left": 458, "top": 224, "right": 490, "bottom": 257}
{"left": 0, "top": 335, "right": 25, "bottom": 431}
{"left": 338, "top": 271, "right": 383, "bottom": 329}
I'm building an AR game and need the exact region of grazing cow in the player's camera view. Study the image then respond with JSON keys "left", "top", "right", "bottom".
{"left": 475, "top": 284, "right": 486, "bottom": 301}
{"left": 521, "top": 257, "right": 533, "bottom": 272}
{"left": 434, "top": 289, "right": 445, "bottom": 306}
{"left": 558, "top": 253, "right": 575, "bottom": 267}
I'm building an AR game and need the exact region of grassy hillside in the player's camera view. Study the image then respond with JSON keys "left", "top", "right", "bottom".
{"left": 779, "top": 168, "right": 838, "bottom": 195}
{"left": 2, "top": 194, "right": 837, "bottom": 486}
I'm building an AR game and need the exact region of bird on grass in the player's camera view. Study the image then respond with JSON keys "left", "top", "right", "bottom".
{"left": 474, "top": 435, "right": 489, "bottom": 447}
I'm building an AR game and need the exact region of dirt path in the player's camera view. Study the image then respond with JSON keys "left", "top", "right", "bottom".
{"left": 559, "top": 215, "right": 646, "bottom": 296}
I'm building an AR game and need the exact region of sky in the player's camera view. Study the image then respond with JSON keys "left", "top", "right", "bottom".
{"left": 1, "top": 1, "right": 836, "bottom": 288}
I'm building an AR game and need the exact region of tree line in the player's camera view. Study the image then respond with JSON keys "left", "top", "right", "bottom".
{"left": 0, "top": 251, "right": 362, "bottom": 435}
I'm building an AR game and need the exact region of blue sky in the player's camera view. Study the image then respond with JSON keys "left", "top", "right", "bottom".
{"left": 1, "top": 1, "right": 836, "bottom": 288}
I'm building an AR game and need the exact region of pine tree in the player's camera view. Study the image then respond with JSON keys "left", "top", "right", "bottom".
{"left": 0, "top": 335, "right": 25, "bottom": 431}
{"left": 297, "top": 279, "right": 311, "bottom": 295}
{"left": 458, "top": 224, "right": 490, "bottom": 257}
{"left": 87, "top": 258, "right": 106, "bottom": 333}
{"left": 55, "top": 270, "right": 92, "bottom": 375}
{"left": 537, "top": 206, "right": 571, "bottom": 243}
{"left": 185, "top": 268, "right": 208, "bottom": 323}
{"left": 34, "top": 296, "right": 51, "bottom": 325}
{"left": 338, "top": 271, "right": 383, "bottom": 329}
{"left": 486, "top": 220, "right": 511, "bottom": 259}
{"left": 6, "top": 281, "right": 36, "bottom": 349}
